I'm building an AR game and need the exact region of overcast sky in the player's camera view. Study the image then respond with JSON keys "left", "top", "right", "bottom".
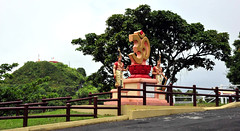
{"left": 0, "top": 0, "right": 239, "bottom": 88}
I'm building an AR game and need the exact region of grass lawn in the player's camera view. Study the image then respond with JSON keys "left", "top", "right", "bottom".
{"left": 0, "top": 109, "right": 111, "bottom": 130}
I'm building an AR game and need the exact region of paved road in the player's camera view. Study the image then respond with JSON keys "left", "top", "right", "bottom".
{"left": 57, "top": 108, "right": 240, "bottom": 131}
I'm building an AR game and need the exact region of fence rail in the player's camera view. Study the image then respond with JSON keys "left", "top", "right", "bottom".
{"left": 145, "top": 83, "right": 240, "bottom": 107}
{"left": 0, "top": 97, "right": 97, "bottom": 127}
{"left": 110, "top": 83, "right": 240, "bottom": 107}
{"left": 41, "top": 96, "right": 72, "bottom": 102}
{"left": 0, "top": 100, "right": 23, "bottom": 116}
{"left": 1, "top": 83, "right": 240, "bottom": 128}
{"left": 0, "top": 100, "right": 23, "bottom": 105}
{"left": 88, "top": 89, "right": 121, "bottom": 116}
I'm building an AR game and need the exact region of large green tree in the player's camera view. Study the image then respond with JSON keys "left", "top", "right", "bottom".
{"left": 226, "top": 33, "right": 240, "bottom": 85}
{"left": 0, "top": 63, "right": 18, "bottom": 83}
{"left": 72, "top": 5, "right": 231, "bottom": 91}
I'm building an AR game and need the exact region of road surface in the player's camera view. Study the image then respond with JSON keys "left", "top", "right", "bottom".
{"left": 56, "top": 107, "right": 240, "bottom": 131}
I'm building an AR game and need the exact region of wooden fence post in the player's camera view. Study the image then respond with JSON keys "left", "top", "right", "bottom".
{"left": 166, "top": 86, "right": 169, "bottom": 103}
{"left": 110, "top": 93, "right": 112, "bottom": 99}
{"left": 169, "top": 84, "right": 173, "bottom": 106}
{"left": 117, "top": 86, "right": 121, "bottom": 116}
{"left": 42, "top": 97, "right": 47, "bottom": 113}
{"left": 16, "top": 100, "right": 21, "bottom": 116}
{"left": 235, "top": 88, "right": 239, "bottom": 102}
{"left": 66, "top": 103, "right": 71, "bottom": 122}
{"left": 229, "top": 96, "right": 232, "bottom": 103}
{"left": 88, "top": 92, "right": 92, "bottom": 105}
{"left": 193, "top": 85, "right": 197, "bottom": 107}
{"left": 67, "top": 96, "right": 71, "bottom": 102}
{"left": 23, "top": 104, "right": 29, "bottom": 127}
{"left": 143, "top": 82, "right": 146, "bottom": 105}
{"left": 215, "top": 87, "right": 219, "bottom": 107}
{"left": 93, "top": 96, "right": 98, "bottom": 118}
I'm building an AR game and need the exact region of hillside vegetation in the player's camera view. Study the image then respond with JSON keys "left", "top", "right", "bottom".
{"left": 5, "top": 61, "right": 84, "bottom": 88}
{"left": 0, "top": 61, "right": 98, "bottom": 105}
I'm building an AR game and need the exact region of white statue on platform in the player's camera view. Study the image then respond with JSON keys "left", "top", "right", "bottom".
{"left": 113, "top": 48, "right": 129, "bottom": 87}
{"left": 152, "top": 55, "right": 168, "bottom": 91}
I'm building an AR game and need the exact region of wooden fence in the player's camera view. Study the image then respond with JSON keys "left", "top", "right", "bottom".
{"left": 0, "top": 93, "right": 121, "bottom": 127}
{"left": 1, "top": 83, "right": 240, "bottom": 127}
{"left": 94, "top": 83, "right": 239, "bottom": 107}
{"left": 142, "top": 83, "right": 240, "bottom": 106}
{"left": 88, "top": 87, "right": 121, "bottom": 116}
{"left": 0, "top": 97, "right": 96, "bottom": 127}
{"left": 0, "top": 100, "right": 23, "bottom": 116}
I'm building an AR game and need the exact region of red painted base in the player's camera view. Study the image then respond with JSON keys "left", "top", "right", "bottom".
{"left": 104, "top": 98, "right": 169, "bottom": 106}
{"left": 128, "top": 65, "right": 151, "bottom": 78}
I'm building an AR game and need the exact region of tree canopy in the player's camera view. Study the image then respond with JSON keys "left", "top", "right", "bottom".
{"left": 72, "top": 4, "right": 231, "bottom": 91}
{"left": 226, "top": 33, "right": 240, "bottom": 85}
{"left": 0, "top": 63, "right": 18, "bottom": 83}
{"left": 77, "top": 67, "right": 86, "bottom": 77}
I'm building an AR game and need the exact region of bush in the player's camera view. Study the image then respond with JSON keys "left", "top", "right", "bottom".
{"left": 198, "top": 98, "right": 206, "bottom": 103}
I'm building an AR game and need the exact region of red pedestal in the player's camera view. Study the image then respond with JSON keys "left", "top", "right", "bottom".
{"left": 128, "top": 65, "right": 151, "bottom": 78}
{"left": 104, "top": 78, "right": 169, "bottom": 106}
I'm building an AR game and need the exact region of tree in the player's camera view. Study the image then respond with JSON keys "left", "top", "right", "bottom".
{"left": 173, "top": 89, "right": 182, "bottom": 96}
{"left": 226, "top": 33, "right": 240, "bottom": 85}
{"left": 0, "top": 63, "right": 18, "bottom": 83}
{"left": 185, "top": 90, "right": 198, "bottom": 94}
{"left": 85, "top": 66, "right": 112, "bottom": 92}
{"left": 76, "top": 81, "right": 98, "bottom": 98}
{"left": 77, "top": 67, "right": 86, "bottom": 77}
{"left": 72, "top": 5, "right": 231, "bottom": 91}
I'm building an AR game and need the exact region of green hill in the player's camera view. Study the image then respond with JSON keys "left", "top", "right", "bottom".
{"left": 0, "top": 61, "right": 99, "bottom": 107}
{"left": 5, "top": 61, "right": 85, "bottom": 88}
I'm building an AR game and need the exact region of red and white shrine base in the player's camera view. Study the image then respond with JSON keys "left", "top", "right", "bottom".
{"left": 128, "top": 65, "right": 151, "bottom": 78}
{"left": 104, "top": 78, "right": 169, "bottom": 106}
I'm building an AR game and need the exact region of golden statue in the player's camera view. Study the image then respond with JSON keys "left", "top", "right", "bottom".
{"left": 113, "top": 48, "right": 129, "bottom": 87}
{"left": 128, "top": 30, "right": 150, "bottom": 65}
{"left": 152, "top": 55, "right": 168, "bottom": 91}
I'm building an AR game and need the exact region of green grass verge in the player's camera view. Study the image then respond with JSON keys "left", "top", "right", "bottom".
{"left": 0, "top": 109, "right": 111, "bottom": 130}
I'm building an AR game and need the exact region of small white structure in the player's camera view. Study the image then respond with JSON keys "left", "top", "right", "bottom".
{"left": 219, "top": 84, "right": 240, "bottom": 104}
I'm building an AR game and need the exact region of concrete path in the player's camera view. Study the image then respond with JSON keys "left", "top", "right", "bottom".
{"left": 56, "top": 107, "right": 240, "bottom": 131}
